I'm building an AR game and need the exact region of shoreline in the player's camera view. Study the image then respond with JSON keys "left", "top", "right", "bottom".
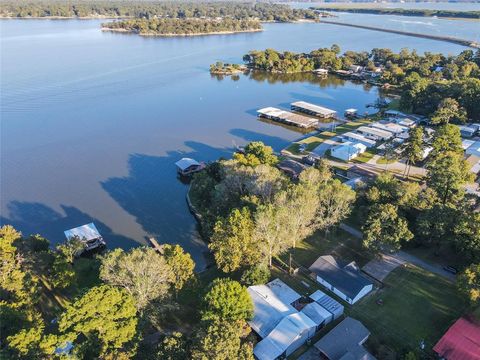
{"left": 101, "top": 27, "right": 263, "bottom": 37}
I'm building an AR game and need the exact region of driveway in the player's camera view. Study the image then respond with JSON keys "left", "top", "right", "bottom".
{"left": 340, "top": 223, "right": 456, "bottom": 282}
{"left": 311, "top": 136, "right": 342, "bottom": 156}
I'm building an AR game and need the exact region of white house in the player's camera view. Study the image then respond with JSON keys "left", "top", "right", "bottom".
{"left": 357, "top": 126, "right": 393, "bottom": 141}
{"left": 248, "top": 279, "right": 318, "bottom": 360}
{"left": 331, "top": 142, "right": 367, "bottom": 161}
{"left": 309, "top": 255, "right": 373, "bottom": 305}
{"left": 371, "top": 122, "right": 409, "bottom": 136}
{"left": 342, "top": 132, "right": 376, "bottom": 148}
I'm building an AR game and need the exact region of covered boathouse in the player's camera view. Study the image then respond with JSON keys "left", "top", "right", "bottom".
{"left": 257, "top": 107, "right": 319, "bottom": 129}
{"left": 291, "top": 101, "right": 337, "bottom": 119}
{"left": 64, "top": 223, "right": 105, "bottom": 253}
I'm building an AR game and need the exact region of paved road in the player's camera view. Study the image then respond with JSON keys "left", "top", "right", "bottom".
{"left": 339, "top": 223, "right": 456, "bottom": 282}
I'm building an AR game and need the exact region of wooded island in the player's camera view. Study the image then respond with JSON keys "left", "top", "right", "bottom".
{"left": 102, "top": 18, "right": 262, "bottom": 36}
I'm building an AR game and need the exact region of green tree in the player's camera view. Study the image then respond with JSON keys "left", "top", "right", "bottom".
{"left": 234, "top": 141, "right": 278, "bottom": 167}
{"left": 240, "top": 264, "right": 270, "bottom": 286}
{"left": 191, "top": 320, "right": 251, "bottom": 360}
{"left": 314, "top": 180, "right": 356, "bottom": 232}
{"left": 6, "top": 325, "right": 58, "bottom": 359}
{"left": 209, "top": 207, "right": 258, "bottom": 273}
{"left": 416, "top": 204, "right": 456, "bottom": 251}
{"left": 453, "top": 212, "right": 480, "bottom": 263}
{"left": 403, "top": 126, "right": 424, "bottom": 178}
{"left": 457, "top": 264, "right": 480, "bottom": 305}
{"left": 430, "top": 98, "right": 467, "bottom": 125}
{"left": 0, "top": 225, "right": 39, "bottom": 308}
{"left": 363, "top": 204, "right": 413, "bottom": 254}
{"left": 57, "top": 236, "right": 85, "bottom": 264}
{"left": 254, "top": 203, "right": 291, "bottom": 267}
{"left": 431, "top": 124, "right": 463, "bottom": 157}
{"left": 201, "top": 278, "right": 253, "bottom": 322}
{"left": 100, "top": 247, "right": 174, "bottom": 310}
{"left": 156, "top": 332, "right": 187, "bottom": 360}
{"left": 163, "top": 244, "right": 195, "bottom": 293}
{"left": 50, "top": 253, "right": 76, "bottom": 290}
{"left": 58, "top": 285, "right": 138, "bottom": 355}
{"left": 426, "top": 151, "right": 473, "bottom": 205}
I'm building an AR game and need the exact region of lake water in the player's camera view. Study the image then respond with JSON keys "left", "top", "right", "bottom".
{"left": 0, "top": 18, "right": 472, "bottom": 269}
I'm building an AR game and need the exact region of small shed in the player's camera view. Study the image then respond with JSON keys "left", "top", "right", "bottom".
{"left": 64, "top": 223, "right": 105, "bottom": 252}
{"left": 301, "top": 302, "right": 333, "bottom": 329}
{"left": 175, "top": 158, "right": 205, "bottom": 176}
{"left": 309, "top": 290, "right": 344, "bottom": 320}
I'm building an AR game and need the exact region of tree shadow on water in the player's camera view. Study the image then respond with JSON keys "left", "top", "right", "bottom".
{"left": 100, "top": 141, "right": 233, "bottom": 269}
{"left": 0, "top": 201, "right": 136, "bottom": 249}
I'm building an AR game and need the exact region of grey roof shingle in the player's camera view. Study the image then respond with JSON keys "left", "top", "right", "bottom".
{"left": 314, "top": 317, "right": 376, "bottom": 360}
{"left": 309, "top": 256, "right": 372, "bottom": 300}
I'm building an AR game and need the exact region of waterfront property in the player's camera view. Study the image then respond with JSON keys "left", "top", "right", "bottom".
{"left": 309, "top": 255, "right": 373, "bottom": 305}
{"left": 290, "top": 101, "right": 337, "bottom": 119}
{"left": 277, "top": 159, "right": 307, "bottom": 179}
{"left": 371, "top": 122, "right": 409, "bottom": 136}
{"left": 64, "top": 222, "right": 105, "bottom": 253}
{"left": 175, "top": 157, "right": 205, "bottom": 176}
{"left": 341, "top": 132, "right": 376, "bottom": 148}
{"left": 357, "top": 126, "right": 393, "bottom": 141}
{"left": 257, "top": 107, "right": 319, "bottom": 128}
{"left": 330, "top": 142, "right": 367, "bottom": 162}
{"left": 312, "top": 317, "right": 376, "bottom": 360}
{"left": 313, "top": 68, "right": 328, "bottom": 76}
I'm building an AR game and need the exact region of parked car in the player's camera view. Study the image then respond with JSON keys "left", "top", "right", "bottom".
{"left": 443, "top": 266, "right": 458, "bottom": 275}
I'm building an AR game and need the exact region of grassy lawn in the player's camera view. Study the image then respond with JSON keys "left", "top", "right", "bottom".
{"left": 282, "top": 228, "right": 372, "bottom": 270}
{"left": 350, "top": 264, "right": 467, "bottom": 355}
{"left": 353, "top": 150, "right": 376, "bottom": 164}
{"left": 376, "top": 156, "right": 397, "bottom": 165}
{"left": 283, "top": 119, "right": 373, "bottom": 155}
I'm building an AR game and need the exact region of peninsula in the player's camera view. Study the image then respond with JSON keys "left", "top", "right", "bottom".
{"left": 102, "top": 18, "right": 262, "bottom": 37}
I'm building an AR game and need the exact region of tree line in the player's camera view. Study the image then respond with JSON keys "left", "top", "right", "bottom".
{"left": 0, "top": 225, "right": 258, "bottom": 359}
{"left": 243, "top": 46, "right": 480, "bottom": 121}
{"left": 103, "top": 18, "right": 262, "bottom": 36}
{"left": 0, "top": 1, "right": 316, "bottom": 22}
{"left": 356, "top": 123, "right": 479, "bottom": 305}
{"left": 310, "top": 7, "right": 480, "bottom": 19}
{"left": 190, "top": 141, "right": 356, "bottom": 271}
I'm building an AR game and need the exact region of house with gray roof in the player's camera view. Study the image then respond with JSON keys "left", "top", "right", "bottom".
{"left": 309, "top": 255, "right": 373, "bottom": 304}
{"left": 314, "top": 317, "right": 376, "bottom": 360}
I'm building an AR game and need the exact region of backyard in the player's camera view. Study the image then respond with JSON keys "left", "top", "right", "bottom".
{"left": 350, "top": 264, "right": 467, "bottom": 355}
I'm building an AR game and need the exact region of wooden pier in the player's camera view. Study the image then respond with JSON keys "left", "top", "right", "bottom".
{"left": 148, "top": 237, "right": 164, "bottom": 254}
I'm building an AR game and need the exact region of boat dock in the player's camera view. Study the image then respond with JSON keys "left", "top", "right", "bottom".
{"left": 148, "top": 237, "right": 164, "bottom": 254}
{"left": 257, "top": 107, "right": 319, "bottom": 129}
{"left": 291, "top": 101, "right": 337, "bottom": 119}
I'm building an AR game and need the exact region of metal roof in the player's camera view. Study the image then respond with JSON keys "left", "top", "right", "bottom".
{"left": 64, "top": 223, "right": 101, "bottom": 241}
{"left": 254, "top": 312, "right": 316, "bottom": 360}
{"left": 357, "top": 126, "right": 393, "bottom": 139}
{"left": 248, "top": 279, "right": 301, "bottom": 339}
{"left": 433, "top": 318, "right": 480, "bottom": 360}
{"left": 309, "top": 290, "right": 344, "bottom": 317}
{"left": 301, "top": 302, "right": 332, "bottom": 326}
{"left": 175, "top": 157, "right": 200, "bottom": 171}
{"left": 291, "top": 101, "right": 337, "bottom": 116}
{"left": 309, "top": 255, "right": 373, "bottom": 300}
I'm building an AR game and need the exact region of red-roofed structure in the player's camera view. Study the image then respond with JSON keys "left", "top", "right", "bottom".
{"left": 433, "top": 318, "right": 480, "bottom": 360}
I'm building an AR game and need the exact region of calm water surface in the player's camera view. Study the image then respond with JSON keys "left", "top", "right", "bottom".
{"left": 0, "top": 19, "right": 470, "bottom": 268}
